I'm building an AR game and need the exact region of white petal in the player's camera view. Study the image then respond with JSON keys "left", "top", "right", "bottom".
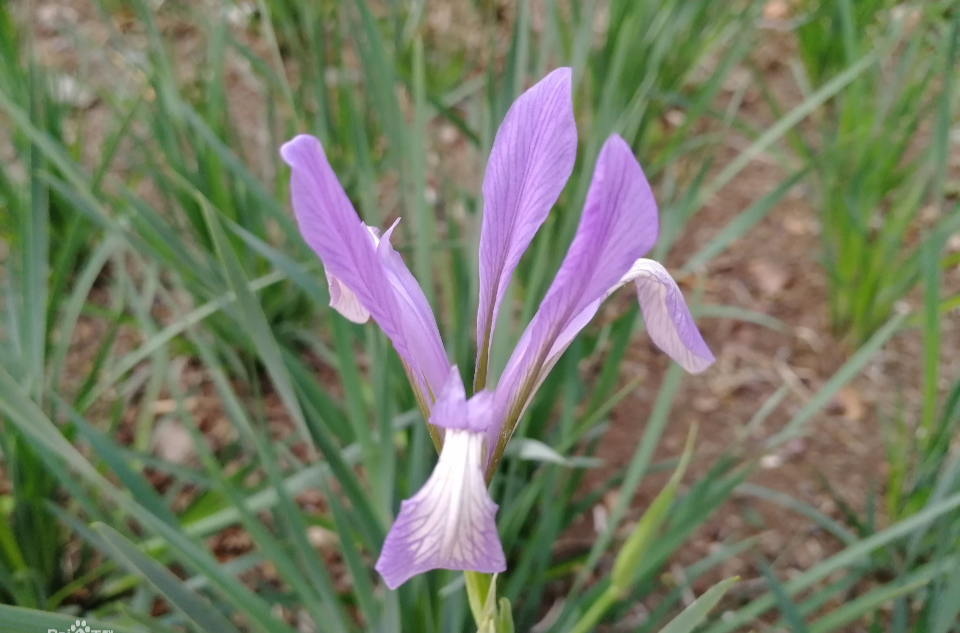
{"left": 325, "top": 270, "right": 370, "bottom": 323}
{"left": 362, "top": 222, "right": 382, "bottom": 242}
{"left": 375, "top": 430, "right": 505, "bottom": 589}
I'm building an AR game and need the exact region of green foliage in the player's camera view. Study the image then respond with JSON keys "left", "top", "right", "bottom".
{"left": 813, "top": 243, "right": 960, "bottom": 632}
{"left": 794, "top": 0, "right": 960, "bottom": 342}
{"left": 0, "top": 2, "right": 97, "bottom": 608}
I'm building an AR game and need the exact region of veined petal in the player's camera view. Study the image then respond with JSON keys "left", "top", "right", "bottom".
{"left": 375, "top": 429, "right": 505, "bottom": 589}
{"left": 377, "top": 221, "right": 450, "bottom": 394}
{"left": 487, "top": 135, "right": 658, "bottom": 464}
{"left": 622, "top": 259, "right": 715, "bottom": 373}
{"left": 324, "top": 223, "right": 389, "bottom": 323}
{"left": 514, "top": 258, "right": 715, "bottom": 383}
{"left": 510, "top": 259, "right": 714, "bottom": 401}
{"left": 281, "top": 135, "right": 449, "bottom": 401}
{"left": 475, "top": 67, "right": 577, "bottom": 385}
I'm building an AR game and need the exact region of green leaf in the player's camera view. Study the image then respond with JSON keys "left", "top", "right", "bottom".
{"left": 766, "top": 313, "right": 905, "bottom": 447}
{"left": 703, "top": 493, "right": 960, "bottom": 633}
{"left": 496, "top": 597, "right": 515, "bottom": 633}
{"left": 94, "top": 523, "right": 244, "bottom": 633}
{"left": 808, "top": 576, "right": 931, "bottom": 633}
{"left": 572, "top": 362, "right": 685, "bottom": 594}
{"left": 659, "top": 577, "right": 739, "bottom": 633}
{"left": 682, "top": 169, "right": 807, "bottom": 272}
{"left": 504, "top": 438, "right": 603, "bottom": 468}
{"left": 0, "top": 605, "right": 143, "bottom": 633}
{"left": 755, "top": 554, "right": 808, "bottom": 633}
{"left": 931, "top": 550, "right": 960, "bottom": 633}
{"left": 695, "top": 50, "right": 878, "bottom": 209}
{"left": 0, "top": 365, "right": 297, "bottom": 633}
{"left": 194, "top": 184, "right": 315, "bottom": 455}
{"left": 611, "top": 424, "right": 696, "bottom": 590}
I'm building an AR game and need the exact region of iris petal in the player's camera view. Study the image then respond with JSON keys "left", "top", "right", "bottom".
{"left": 475, "top": 67, "right": 577, "bottom": 386}
{"left": 376, "top": 366, "right": 504, "bottom": 588}
{"left": 623, "top": 259, "right": 715, "bottom": 373}
{"left": 487, "top": 135, "right": 658, "bottom": 465}
{"left": 325, "top": 271, "right": 370, "bottom": 323}
{"left": 530, "top": 259, "right": 714, "bottom": 381}
{"left": 281, "top": 135, "right": 449, "bottom": 403}
{"left": 376, "top": 221, "right": 451, "bottom": 396}
{"left": 429, "top": 367, "right": 494, "bottom": 433}
{"left": 375, "top": 429, "right": 504, "bottom": 589}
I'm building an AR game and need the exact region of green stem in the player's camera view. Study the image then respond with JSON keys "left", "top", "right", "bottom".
{"left": 569, "top": 584, "right": 621, "bottom": 633}
{"left": 464, "top": 571, "right": 493, "bottom": 626}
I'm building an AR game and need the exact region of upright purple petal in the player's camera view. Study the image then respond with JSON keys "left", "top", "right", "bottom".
{"left": 475, "top": 68, "right": 578, "bottom": 386}
{"left": 487, "top": 135, "right": 658, "bottom": 467}
{"left": 281, "top": 135, "right": 449, "bottom": 402}
{"left": 323, "top": 223, "right": 382, "bottom": 323}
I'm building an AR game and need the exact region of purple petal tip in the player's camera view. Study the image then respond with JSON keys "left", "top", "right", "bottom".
{"left": 279, "top": 134, "right": 322, "bottom": 168}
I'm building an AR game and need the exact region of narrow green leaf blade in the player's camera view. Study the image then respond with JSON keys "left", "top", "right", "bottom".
{"left": 94, "top": 523, "right": 244, "bottom": 633}
{"left": 659, "top": 577, "right": 739, "bottom": 633}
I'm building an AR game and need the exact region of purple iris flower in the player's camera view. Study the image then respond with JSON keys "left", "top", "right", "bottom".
{"left": 280, "top": 67, "right": 714, "bottom": 590}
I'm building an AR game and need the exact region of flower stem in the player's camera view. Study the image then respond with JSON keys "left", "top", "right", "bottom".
{"left": 569, "top": 584, "right": 621, "bottom": 633}
{"left": 464, "top": 570, "right": 493, "bottom": 626}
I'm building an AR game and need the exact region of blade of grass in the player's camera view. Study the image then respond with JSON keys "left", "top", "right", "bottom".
{"left": 571, "top": 361, "right": 685, "bottom": 594}
{"left": 0, "top": 365, "right": 298, "bottom": 633}
{"left": 194, "top": 184, "right": 315, "bottom": 456}
{"left": 682, "top": 169, "right": 807, "bottom": 272}
{"left": 703, "top": 493, "right": 960, "bottom": 633}
{"left": 0, "top": 605, "right": 143, "bottom": 633}
{"left": 658, "top": 577, "right": 739, "bottom": 633}
{"left": 755, "top": 553, "right": 809, "bottom": 633}
{"left": 94, "top": 523, "right": 244, "bottom": 633}
{"left": 682, "top": 51, "right": 878, "bottom": 251}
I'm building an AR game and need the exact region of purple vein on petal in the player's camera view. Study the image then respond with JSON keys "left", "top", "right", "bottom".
{"left": 475, "top": 67, "right": 577, "bottom": 388}
{"left": 375, "top": 367, "right": 505, "bottom": 589}
{"left": 486, "top": 134, "right": 659, "bottom": 468}
{"left": 281, "top": 134, "right": 449, "bottom": 401}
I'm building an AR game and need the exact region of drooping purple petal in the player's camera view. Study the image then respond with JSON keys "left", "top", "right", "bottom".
{"left": 376, "top": 366, "right": 503, "bottom": 588}
{"left": 375, "top": 428, "right": 505, "bottom": 589}
{"left": 487, "top": 135, "right": 659, "bottom": 466}
{"left": 475, "top": 67, "right": 578, "bottom": 385}
{"left": 623, "top": 259, "right": 715, "bottom": 373}
{"left": 281, "top": 135, "right": 449, "bottom": 402}
{"left": 508, "top": 258, "right": 715, "bottom": 388}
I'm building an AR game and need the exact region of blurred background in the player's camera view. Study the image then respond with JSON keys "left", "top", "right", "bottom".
{"left": 1, "top": 0, "right": 959, "bottom": 631}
